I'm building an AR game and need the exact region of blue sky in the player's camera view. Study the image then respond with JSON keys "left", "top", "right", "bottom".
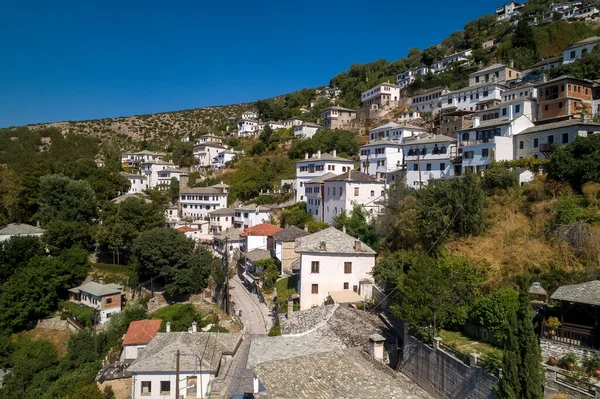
{"left": 0, "top": 0, "right": 496, "bottom": 127}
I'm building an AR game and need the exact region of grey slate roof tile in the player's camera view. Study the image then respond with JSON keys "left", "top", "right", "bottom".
{"left": 295, "top": 227, "right": 376, "bottom": 255}
{"left": 551, "top": 280, "right": 600, "bottom": 306}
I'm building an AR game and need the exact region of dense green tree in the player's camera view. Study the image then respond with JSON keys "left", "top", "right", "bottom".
{"left": 497, "top": 310, "right": 521, "bottom": 399}
{"left": 151, "top": 303, "right": 204, "bottom": 332}
{"left": 512, "top": 18, "right": 537, "bottom": 53}
{"left": 256, "top": 258, "right": 280, "bottom": 289}
{"left": 86, "top": 168, "right": 130, "bottom": 202}
{"left": 0, "top": 166, "right": 24, "bottom": 224}
{"left": 482, "top": 163, "right": 518, "bottom": 191}
{"left": 288, "top": 128, "right": 358, "bottom": 160}
{"left": 37, "top": 174, "right": 96, "bottom": 225}
{"left": 279, "top": 202, "right": 312, "bottom": 228}
{"left": 469, "top": 288, "right": 519, "bottom": 341}
{"left": 171, "top": 140, "right": 197, "bottom": 167}
{"left": 546, "top": 134, "right": 600, "bottom": 190}
{"left": 333, "top": 206, "right": 380, "bottom": 251}
{"left": 101, "top": 135, "right": 122, "bottom": 173}
{"left": 376, "top": 183, "right": 419, "bottom": 252}
{"left": 0, "top": 236, "right": 44, "bottom": 283}
{"left": 43, "top": 220, "right": 93, "bottom": 254}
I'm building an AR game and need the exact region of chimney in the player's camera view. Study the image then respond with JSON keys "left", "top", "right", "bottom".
{"left": 317, "top": 150, "right": 321, "bottom": 159}
{"left": 369, "top": 334, "right": 386, "bottom": 362}
{"left": 509, "top": 60, "right": 514, "bottom": 69}
{"left": 354, "top": 240, "right": 362, "bottom": 251}
{"left": 342, "top": 225, "right": 347, "bottom": 234}
{"left": 319, "top": 240, "right": 327, "bottom": 251}
{"left": 472, "top": 116, "right": 481, "bottom": 128}
{"left": 333, "top": 149, "right": 337, "bottom": 157}
{"left": 305, "top": 152, "right": 309, "bottom": 160}
{"left": 287, "top": 300, "right": 294, "bottom": 316}
{"left": 36, "top": 220, "right": 40, "bottom": 228}
{"left": 304, "top": 224, "right": 308, "bottom": 232}
{"left": 166, "top": 321, "right": 171, "bottom": 333}
{"left": 192, "top": 321, "right": 197, "bottom": 333}
{"left": 98, "top": 277, "right": 105, "bottom": 285}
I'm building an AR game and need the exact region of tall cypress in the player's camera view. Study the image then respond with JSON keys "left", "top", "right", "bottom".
{"left": 497, "top": 310, "right": 520, "bottom": 399}
{"left": 516, "top": 290, "right": 544, "bottom": 399}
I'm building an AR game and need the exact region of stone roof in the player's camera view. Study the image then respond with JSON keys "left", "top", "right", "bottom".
{"left": 402, "top": 134, "right": 456, "bottom": 145}
{"left": 122, "top": 319, "right": 162, "bottom": 346}
{"left": 0, "top": 223, "right": 45, "bottom": 236}
{"left": 272, "top": 226, "right": 310, "bottom": 242}
{"left": 214, "top": 228, "right": 244, "bottom": 242}
{"left": 295, "top": 227, "right": 376, "bottom": 255}
{"left": 128, "top": 332, "right": 242, "bottom": 373}
{"left": 245, "top": 249, "right": 272, "bottom": 262}
{"left": 209, "top": 208, "right": 235, "bottom": 215}
{"left": 515, "top": 119, "right": 600, "bottom": 135}
{"left": 298, "top": 122, "right": 321, "bottom": 127}
{"left": 179, "top": 185, "right": 227, "bottom": 195}
{"left": 305, "top": 172, "right": 337, "bottom": 184}
{"left": 568, "top": 36, "right": 600, "bottom": 49}
{"left": 69, "top": 281, "right": 123, "bottom": 297}
{"left": 369, "top": 122, "right": 401, "bottom": 131}
{"left": 528, "top": 56, "right": 564, "bottom": 69}
{"left": 119, "top": 172, "right": 146, "bottom": 179}
{"left": 360, "top": 139, "right": 403, "bottom": 148}
{"left": 111, "top": 194, "right": 152, "bottom": 204}
{"left": 123, "top": 150, "right": 166, "bottom": 156}
{"left": 324, "top": 170, "right": 381, "bottom": 184}
{"left": 551, "top": 280, "right": 600, "bottom": 306}
{"left": 538, "top": 75, "right": 595, "bottom": 87}
{"left": 235, "top": 204, "right": 272, "bottom": 212}
{"left": 322, "top": 106, "right": 357, "bottom": 113}
{"left": 460, "top": 118, "right": 514, "bottom": 131}
{"left": 297, "top": 152, "right": 355, "bottom": 164}
{"left": 471, "top": 63, "right": 515, "bottom": 74}
{"left": 253, "top": 348, "right": 431, "bottom": 399}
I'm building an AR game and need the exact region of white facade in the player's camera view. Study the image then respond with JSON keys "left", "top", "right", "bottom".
{"left": 193, "top": 142, "right": 227, "bottom": 168}
{"left": 322, "top": 171, "right": 385, "bottom": 224}
{"left": 573, "top": 5, "right": 600, "bottom": 19}
{"left": 410, "top": 87, "right": 450, "bottom": 113}
{"left": 216, "top": 150, "right": 236, "bottom": 168}
{"left": 233, "top": 206, "right": 271, "bottom": 230}
{"left": 468, "top": 64, "right": 521, "bottom": 87}
{"left": 430, "top": 50, "right": 473, "bottom": 73}
{"left": 140, "top": 160, "right": 186, "bottom": 190}
{"left": 367, "top": 122, "right": 426, "bottom": 141}
{"left": 304, "top": 173, "right": 335, "bottom": 223}
{"left": 361, "top": 83, "right": 400, "bottom": 105}
{"left": 502, "top": 85, "right": 538, "bottom": 102}
{"left": 359, "top": 141, "right": 403, "bottom": 177}
{"left": 132, "top": 371, "right": 212, "bottom": 399}
{"left": 124, "top": 344, "right": 146, "bottom": 360}
{"left": 121, "top": 150, "right": 166, "bottom": 167}
{"left": 400, "top": 134, "right": 457, "bottom": 188}
{"left": 242, "top": 111, "right": 258, "bottom": 120}
{"left": 441, "top": 84, "right": 505, "bottom": 112}
{"left": 477, "top": 98, "right": 537, "bottom": 123}
{"left": 458, "top": 115, "right": 534, "bottom": 172}
{"left": 283, "top": 118, "right": 303, "bottom": 128}
{"left": 294, "top": 123, "right": 320, "bottom": 139}
{"left": 237, "top": 119, "right": 259, "bottom": 137}
{"left": 179, "top": 185, "right": 229, "bottom": 220}
{"left": 209, "top": 209, "right": 234, "bottom": 234}
{"left": 496, "top": 1, "right": 524, "bottom": 21}
{"left": 295, "top": 151, "right": 354, "bottom": 202}
{"left": 563, "top": 36, "right": 600, "bottom": 64}
{"left": 121, "top": 172, "right": 149, "bottom": 194}
{"left": 259, "top": 121, "right": 285, "bottom": 131}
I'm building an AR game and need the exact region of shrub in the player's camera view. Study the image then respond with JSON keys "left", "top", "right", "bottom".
{"left": 268, "top": 324, "right": 281, "bottom": 336}
{"left": 552, "top": 195, "right": 582, "bottom": 226}
{"left": 482, "top": 165, "right": 518, "bottom": 191}
{"left": 151, "top": 304, "right": 205, "bottom": 332}
{"left": 582, "top": 182, "right": 600, "bottom": 206}
{"left": 480, "top": 349, "right": 503, "bottom": 377}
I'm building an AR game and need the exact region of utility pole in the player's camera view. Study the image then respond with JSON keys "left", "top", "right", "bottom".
{"left": 175, "top": 350, "right": 180, "bottom": 398}
{"left": 224, "top": 237, "right": 230, "bottom": 315}
{"left": 93, "top": 308, "right": 98, "bottom": 356}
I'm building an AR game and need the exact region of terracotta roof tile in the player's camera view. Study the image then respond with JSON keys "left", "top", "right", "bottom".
{"left": 240, "top": 223, "right": 283, "bottom": 237}
{"left": 122, "top": 319, "right": 162, "bottom": 346}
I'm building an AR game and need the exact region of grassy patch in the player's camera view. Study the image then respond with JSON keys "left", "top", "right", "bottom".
{"left": 18, "top": 328, "right": 72, "bottom": 356}
{"left": 274, "top": 275, "right": 299, "bottom": 313}
{"left": 439, "top": 329, "right": 498, "bottom": 357}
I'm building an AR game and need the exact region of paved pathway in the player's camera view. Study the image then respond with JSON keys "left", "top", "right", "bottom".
{"left": 229, "top": 276, "right": 273, "bottom": 334}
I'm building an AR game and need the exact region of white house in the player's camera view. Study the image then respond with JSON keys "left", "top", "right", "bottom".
{"left": 193, "top": 137, "right": 227, "bottom": 169}
{"left": 441, "top": 83, "right": 506, "bottom": 112}
{"left": 468, "top": 64, "right": 522, "bottom": 87}
{"left": 359, "top": 140, "right": 403, "bottom": 178}
{"left": 120, "top": 172, "right": 149, "bottom": 194}
{"left": 572, "top": 5, "right": 600, "bottom": 20}
{"left": 273, "top": 226, "right": 310, "bottom": 275}
{"left": 259, "top": 121, "right": 285, "bottom": 132}
{"left": 361, "top": 83, "right": 401, "bottom": 106}
{"left": 241, "top": 223, "right": 283, "bottom": 254}
{"left": 502, "top": 84, "right": 538, "bottom": 102}
{"left": 122, "top": 319, "right": 162, "bottom": 360}
{"left": 295, "top": 151, "right": 354, "bottom": 202}
{"left": 293, "top": 123, "right": 321, "bottom": 139}
{"left": 140, "top": 160, "right": 186, "bottom": 190}
{"left": 213, "top": 228, "right": 244, "bottom": 259}
{"left": 208, "top": 208, "right": 235, "bottom": 234}
{"left": 400, "top": 134, "right": 457, "bottom": 188}
{"left": 294, "top": 227, "right": 376, "bottom": 311}
{"left": 283, "top": 117, "right": 304, "bottom": 128}
{"left": 396, "top": 67, "right": 431, "bottom": 88}
{"left": 242, "top": 111, "right": 258, "bottom": 120}
{"left": 563, "top": 36, "right": 600, "bottom": 64}
{"left": 121, "top": 150, "right": 166, "bottom": 168}
{"left": 237, "top": 119, "right": 259, "bottom": 137}
{"left": 233, "top": 205, "right": 272, "bottom": 230}
{"left": 457, "top": 114, "right": 534, "bottom": 173}
{"left": 176, "top": 225, "right": 211, "bottom": 242}
{"left": 305, "top": 172, "right": 336, "bottom": 223}
{"left": 322, "top": 170, "right": 385, "bottom": 224}
{"left": 216, "top": 150, "right": 237, "bottom": 169}
{"left": 476, "top": 97, "right": 538, "bottom": 123}
{"left": 0, "top": 223, "right": 45, "bottom": 243}
{"left": 496, "top": 1, "right": 525, "bottom": 20}
{"left": 410, "top": 87, "right": 451, "bottom": 113}
{"left": 430, "top": 49, "right": 473, "bottom": 73}
{"left": 68, "top": 281, "right": 124, "bottom": 324}
{"left": 367, "top": 122, "right": 426, "bottom": 142}
{"left": 128, "top": 331, "right": 242, "bottom": 399}
{"left": 179, "top": 184, "right": 229, "bottom": 220}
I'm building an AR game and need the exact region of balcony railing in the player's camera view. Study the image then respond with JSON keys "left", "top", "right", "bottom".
{"left": 539, "top": 143, "right": 553, "bottom": 152}
{"left": 541, "top": 323, "right": 599, "bottom": 350}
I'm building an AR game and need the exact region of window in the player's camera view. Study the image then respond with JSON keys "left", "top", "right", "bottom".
{"left": 571, "top": 50, "right": 576, "bottom": 59}
{"left": 475, "top": 76, "right": 480, "bottom": 83}
{"left": 482, "top": 148, "right": 489, "bottom": 157}
{"left": 311, "top": 261, "right": 320, "bottom": 274}
{"left": 519, "top": 140, "right": 524, "bottom": 150}
{"left": 533, "top": 138, "right": 539, "bottom": 148}
{"left": 106, "top": 298, "right": 112, "bottom": 304}
{"left": 558, "top": 102, "right": 563, "bottom": 109}
{"left": 515, "top": 104, "right": 521, "bottom": 113}
{"left": 344, "top": 262, "right": 352, "bottom": 274}
{"left": 502, "top": 108, "right": 507, "bottom": 116}
{"left": 141, "top": 381, "right": 151, "bottom": 395}
{"left": 370, "top": 190, "right": 375, "bottom": 196}
{"left": 426, "top": 163, "right": 432, "bottom": 171}
{"left": 354, "top": 187, "right": 359, "bottom": 196}
{"left": 353, "top": 285, "right": 358, "bottom": 293}
{"left": 187, "top": 377, "right": 197, "bottom": 396}
{"left": 160, "top": 381, "right": 171, "bottom": 395}
{"left": 548, "top": 135, "right": 554, "bottom": 144}
{"left": 344, "top": 282, "right": 349, "bottom": 290}
{"left": 545, "top": 105, "right": 549, "bottom": 111}
{"left": 440, "top": 163, "right": 446, "bottom": 171}
{"left": 312, "top": 284, "right": 319, "bottom": 294}
{"left": 413, "top": 164, "right": 418, "bottom": 171}
{"left": 562, "top": 133, "right": 569, "bottom": 144}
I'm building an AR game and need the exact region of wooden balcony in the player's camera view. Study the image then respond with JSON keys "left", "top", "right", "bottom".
{"left": 539, "top": 143, "right": 553, "bottom": 153}
{"left": 541, "top": 323, "right": 599, "bottom": 350}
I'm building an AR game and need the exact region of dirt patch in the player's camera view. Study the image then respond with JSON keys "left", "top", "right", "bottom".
{"left": 19, "top": 327, "right": 72, "bottom": 356}
{"left": 98, "top": 378, "right": 131, "bottom": 399}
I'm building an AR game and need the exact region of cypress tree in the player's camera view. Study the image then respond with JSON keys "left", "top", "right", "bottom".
{"left": 516, "top": 289, "right": 544, "bottom": 399}
{"left": 497, "top": 310, "right": 520, "bottom": 399}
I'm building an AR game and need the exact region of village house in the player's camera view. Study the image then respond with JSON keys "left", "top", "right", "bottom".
{"left": 295, "top": 150, "right": 354, "bottom": 202}
{"left": 273, "top": 226, "right": 310, "bottom": 275}
{"left": 179, "top": 184, "right": 229, "bottom": 220}
{"left": 410, "top": 87, "right": 450, "bottom": 113}
{"left": 496, "top": 1, "right": 525, "bottom": 21}
{"left": 572, "top": 4, "right": 600, "bottom": 20}
{"left": 193, "top": 137, "right": 228, "bottom": 169}
{"left": 476, "top": 96, "right": 538, "bottom": 123}
{"left": 396, "top": 67, "right": 431, "bottom": 88}
{"left": 457, "top": 114, "right": 534, "bottom": 173}
{"left": 525, "top": 56, "right": 564, "bottom": 73}
{"left": 360, "top": 82, "right": 400, "bottom": 106}
{"left": 283, "top": 117, "right": 303, "bottom": 128}
{"left": 208, "top": 208, "right": 235, "bottom": 234}
{"left": 122, "top": 319, "right": 162, "bottom": 360}
{"left": 359, "top": 140, "right": 403, "bottom": 178}
{"left": 305, "top": 172, "right": 336, "bottom": 223}
{"left": 233, "top": 204, "right": 272, "bottom": 230}
{"left": 502, "top": 83, "right": 538, "bottom": 102}
{"left": 242, "top": 111, "right": 258, "bottom": 120}
{"left": 244, "top": 248, "right": 273, "bottom": 287}
{"left": 367, "top": 122, "right": 426, "bottom": 142}
{"left": 213, "top": 228, "right": 244, "bottom": 259}
{"left": 294, "top": 227, "right": 376, "bottom": 310}
{"left": 0, "top": 223, "right": 45, "bottom": 243}
{"left": 237, "top": 119, "right": 259, "bottom": 137}
{"left": 320, "top": 106, "right": 357, "bottom": 130}
{"left": 121, "top": 150, "right": 166, "bottom": 168}
{"left": 128, "top": 329, "right": 242, "bottom": 399}
{"left": 120, "top": 172, "right": 149, "bottom": 194}
{"left": 468, "top": 63, "right": 521, "bottom": 87}
{"left": 441, "top": 83, "right": 506, "bottom": 112}
{"left": 514, "top": 119, "right": 600, "bottom": 159}
{"left": 68, "top": 280, "right": 124, "bottom": 324}
{"left": 140, "top": 159, "right": 187, "bottom": 190}
{"left": 430, "top": 49, "right": 473, "bottom": 73}
{"left": 215, "top": 149, "right": 237, "bottom": 169}
{"left": 322, "top": 170, "right": 385, "bottom": 224}
{"left": 536, "top": 75, "right": 593, "bottom": 122}
{"left": 293, "top": 122, "right": 321, "bottom": 139}
{"left": 258, "top": 121, "right": 285, "bottom": 132}
{"left": 562, "top": 36, "right": 600, "bottom": 64}
{"left": 399, "top": 133, "right": 457, "bottom": 188}
{"left": 176, "top": 225, "right": 211, "bottom": 243}
{"left": 240, "top": 223, "right": 283, "bottom": 254}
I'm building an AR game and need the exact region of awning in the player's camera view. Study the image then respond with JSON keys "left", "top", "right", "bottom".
{"left": 242, "top": 272, "right": 257, "bottom": 285}
{"left": 329, "top": 290, "right": 364, "bottom": 304}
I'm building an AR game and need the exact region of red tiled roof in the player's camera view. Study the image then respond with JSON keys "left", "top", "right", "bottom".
{"left": 240, "top": 223, "right": 284, "bottom": 237}
{"left": 122, "top": 319, "right": 162, "bottom": 345}
{"left": 177, "top": 226, "right": 198, "bottom": 233}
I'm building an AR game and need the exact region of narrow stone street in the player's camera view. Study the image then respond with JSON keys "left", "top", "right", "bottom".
{"left": 229, "top": 275, "right": 273, "bottom": 335}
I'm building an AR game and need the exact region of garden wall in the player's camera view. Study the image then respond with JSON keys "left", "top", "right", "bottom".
{"left": 541, "top": 338, "right": 600, "bottom": 361}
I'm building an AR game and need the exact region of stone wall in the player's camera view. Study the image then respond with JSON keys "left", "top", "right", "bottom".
{"left": 279, "top": 304, "right": 336, "bottom": 335}
{"left": 540, "top": 338, "right": 600, "bottom": 362}
{"left": 543, "top": 366, "right": 598, "bottom": 399}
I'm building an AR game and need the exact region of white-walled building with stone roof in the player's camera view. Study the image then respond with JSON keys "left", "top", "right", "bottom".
{"left": 179, "top": 184, "right": 229, "bottom": 220}
{"left": 295, "top": 150, "right": 354, "bottom": 202}
{"left": 294, "top": 227, "right": 376, "bottom": 310}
